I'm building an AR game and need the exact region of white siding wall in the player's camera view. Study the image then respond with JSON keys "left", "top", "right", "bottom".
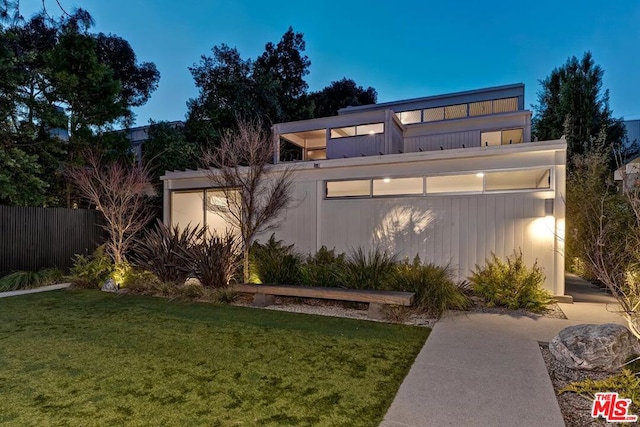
{"left": 311, "top": 194, "right": 555, "bottom": 288}
{"left": 164, "top": 142, "right": 566, "bottom": 295}
{"left": 405, "top": 131, "right": 479, "bottom": 151}
{"left": 327, "top": 134, "right": 385, "bottom": 158}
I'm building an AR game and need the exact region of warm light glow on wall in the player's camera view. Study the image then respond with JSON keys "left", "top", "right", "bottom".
{"left": 531, "top": 216, "right": 555, "bottom": 240}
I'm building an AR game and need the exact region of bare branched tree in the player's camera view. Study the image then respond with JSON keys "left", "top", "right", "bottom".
{"left": 68, "top": 151, "right": 153, "bottom": 265}
{"left": 578, "top": 149, "right": 640, "bottom": 339}
{"left": 202, "top": 119, "right": 296, "bottom": 282}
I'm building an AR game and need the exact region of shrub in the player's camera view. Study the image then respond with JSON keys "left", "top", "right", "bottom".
{"left": 69, "top": 246, "right": 115, "bottom": 289}
{"left": 211, "top": 287, "right": 239, "bottom": 304}
{"left": 299, "top": 246, "right": 346, "bottom": 288}
{"left": 120, "top": 268, "right": 162, "bottom": 290}
{"left": 392, "top": 256, "right": 470, "bottom": 317}
{"left": 131, "top": 219, "right": 204, "bottom": 285}
{"left": 560, "top": 369, "right": 640, "bottom": 413}
{"left": 469, "top": 250, "right": 553, "bottom": 312}
{"left": 250, "top": 234, "right": 302, "bottom": 284}
{"left": 0, "top": 268, "right": 64, "bottom": 292}
{"left": 344, "top": 247, "right": 397, "bottom": 290}
{"left": 176, "top": 282, "right": 206, "bottom": 300}
{"left": 185, "top": 231, "right": 242, "bottom": 288}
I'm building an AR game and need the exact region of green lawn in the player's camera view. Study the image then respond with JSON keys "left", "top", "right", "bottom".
{"left": 0, "top": 290, "right": 428, "bottom": 426}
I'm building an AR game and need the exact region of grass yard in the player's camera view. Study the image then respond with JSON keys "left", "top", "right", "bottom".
{"left": 0, "top": 290, "right": 428, "bottom": 426}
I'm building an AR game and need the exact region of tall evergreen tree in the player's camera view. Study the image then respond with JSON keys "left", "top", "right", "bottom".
{"left": 532, "top": 51, "right": 627, "bottom": 169}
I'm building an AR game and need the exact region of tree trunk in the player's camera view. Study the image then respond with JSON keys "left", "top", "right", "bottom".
{"left": 243, "top": 245, "right": 250, "bottom": 283}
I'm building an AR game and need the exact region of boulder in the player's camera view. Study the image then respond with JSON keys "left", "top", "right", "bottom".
{"left": 549, "top": 323, "right": 640, "bottom": 372}
{"left": 184, "top": 277, "right": 202, "bottom": 287}
{"left": 101, "top": 278, "right": 118, "bottom": 293}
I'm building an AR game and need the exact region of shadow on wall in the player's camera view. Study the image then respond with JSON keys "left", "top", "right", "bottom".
{"left": 372, "top": 203, "right": 437, "bottom": 257}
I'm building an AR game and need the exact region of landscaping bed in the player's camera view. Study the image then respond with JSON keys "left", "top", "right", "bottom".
{"left": 540, "top": 344, "right": 610, "bottom": 426}
{"left": 0, "top": 289, "right": 428, "bottom": 426}
{"left": 233, "top": 295, "right": 438, "bottom": 327}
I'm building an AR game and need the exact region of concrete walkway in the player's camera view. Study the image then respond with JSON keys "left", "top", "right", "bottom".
{"left": 0, "top": 283, "right": 70, "bottom": 298}
{"left": 381, "top": 275, "right": 627, "bottom": 427}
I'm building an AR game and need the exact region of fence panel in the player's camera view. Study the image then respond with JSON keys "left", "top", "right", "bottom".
{"left": 0, "top": 206, "right": 104, "bottom": 274}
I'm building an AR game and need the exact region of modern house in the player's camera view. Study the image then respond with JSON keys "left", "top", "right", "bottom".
{"left": 162, "top": 84, "right": 567, "bottom": 296}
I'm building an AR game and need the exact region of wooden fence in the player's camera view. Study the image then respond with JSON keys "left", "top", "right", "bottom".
{"left": 0, "top": 205, "right": 104, "bottom": 274}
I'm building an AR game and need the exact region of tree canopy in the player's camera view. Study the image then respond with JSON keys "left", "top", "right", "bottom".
{"left": 532, "top": 51, "right": 627, "bottom": 169}
{"left": 142, "top": 121, "right": 198, "bottom": 194}
{"left": 0, "top": 5, "right": 160, "bottom": 207}
{"left": 310, "top": 78, "right": 377, "bottom": 118}
{"left": 186, "top": 28, "right": 377, "bottom": 147}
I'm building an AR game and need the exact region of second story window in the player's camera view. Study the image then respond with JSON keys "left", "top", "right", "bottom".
{"left": 481, "top": 128, "right": 523, "bottom": 146}
{"left": 330, "top": 123, "right": 384, "bottom": 138}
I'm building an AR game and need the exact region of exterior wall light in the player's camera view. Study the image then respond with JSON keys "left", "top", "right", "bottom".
{"left": 544, "top": 198, "right": 554, "bottom": 217}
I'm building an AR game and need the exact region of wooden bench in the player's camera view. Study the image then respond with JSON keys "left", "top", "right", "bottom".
{"left": 232, "top": 283, "right": 415, "bottom": 320}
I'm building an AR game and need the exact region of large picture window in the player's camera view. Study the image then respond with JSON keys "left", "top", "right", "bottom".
{"left": 325, "top": 168, "right": 552, "bottom": 199}
{"left": 171, "top": 191, "right": 204, "bottom": 228}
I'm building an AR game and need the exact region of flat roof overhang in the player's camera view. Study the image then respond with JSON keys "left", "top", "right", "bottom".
{"left": 162, "top": 139, "right": 567, "bottom": 181}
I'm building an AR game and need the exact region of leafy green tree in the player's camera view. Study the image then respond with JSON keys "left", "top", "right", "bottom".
{"left": 310, "top": 78, "right": 377, "bottom": 118}
{"left": 48, "top": 28, "right": 122, "bottom": 138}
{"left": 532, "top": 51, "right": 627, "bottom": 169}
{"left": 0, "top": 147, "right": 47, "bottom": 206}
{"left": 143, "top": 121, "right": 198, "bottom": 193}
{"left": 253, "top": 27, "right": 313, "bottom": 123}
{"left": 0, "top": 5, "right": 159, "bottom": 207}
{"left": 94, "top": 33, "right": 160, "bottom": 124}
{"left": 187, "top": 44, "right": 254, "bottom": 145}
{"left": 187, "top": 27, "right": 313, "bottom": 147}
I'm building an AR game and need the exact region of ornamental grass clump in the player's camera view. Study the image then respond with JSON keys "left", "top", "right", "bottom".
{"left": 0, "top": 268, "right": 63, "bottom": 292}
{"left": 469, "top": 250, "right": 553, "bottom": 312}
{"left": 392, "top": 256, "right": 470, "bottom": 317}
{"left": 560, "top": 369, "right": 640, "bottom": 414}
{"left": 344, "top": 247, "right": 397, "bottom": 290}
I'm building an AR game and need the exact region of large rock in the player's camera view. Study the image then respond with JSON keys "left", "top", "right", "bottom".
{"left": 101, "top": 278, "right": 118, "bottom": 293}
{"left": 549, "top": 323, "right": 640, "bottom": 372}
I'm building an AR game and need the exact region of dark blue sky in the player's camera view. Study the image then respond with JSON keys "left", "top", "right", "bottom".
{"left": 25, "top": 0, "right": 640, "bottom": 126}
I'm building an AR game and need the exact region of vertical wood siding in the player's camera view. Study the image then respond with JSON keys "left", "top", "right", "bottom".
{"left": 405, "top": 131, "right": 480, "bottom": 152}
{"left": 327, "top": 135, "right": 385, "bottom": 158}
{"left": 272, "top": 192, "right": 556, "bottom": 291}
{"left": 0, "top": 206, "right": 103, "bottom": 274}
